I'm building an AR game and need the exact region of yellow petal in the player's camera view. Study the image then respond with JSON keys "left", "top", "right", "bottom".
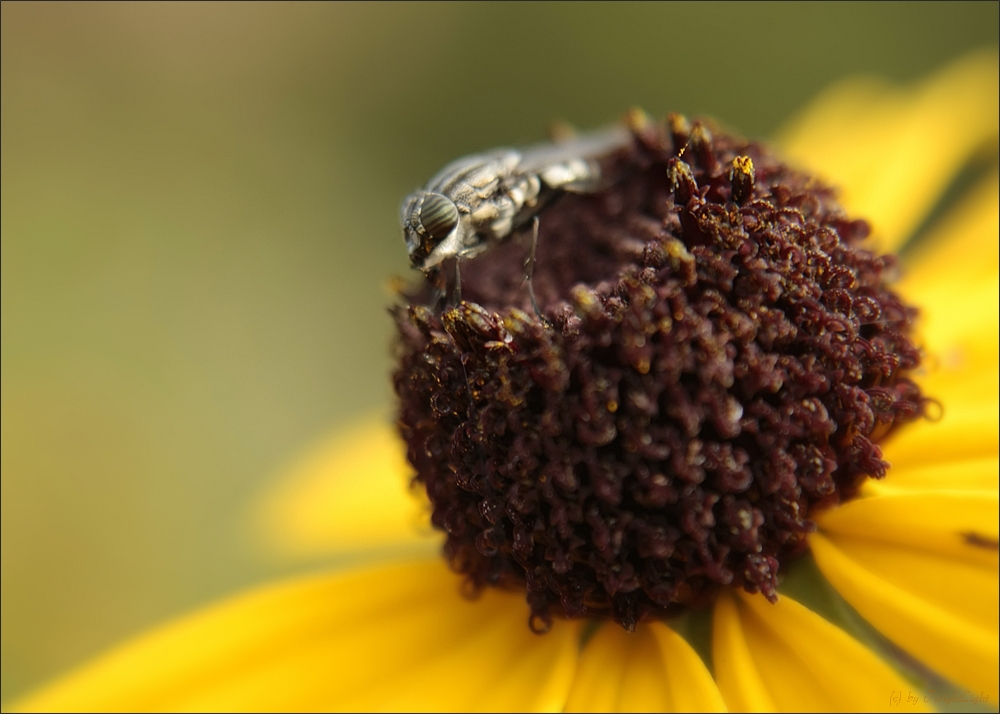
{"left": 881, "top": 350, "right": 999, "bottom": 475}
{"left": 817, "top": 474, "right": 999, "bottom": 570}
{"left": 872, "top": 454, "right": 999, "bottom": 493}
{"left": 713, "top": 589, "right": 931, "bottom": 712}
{"left": 712, "top": 592, "right": 775, "bottom": 712}
{"left": 902, "top": 171, "right": 999, "bottom": 290}
{"left": 820, "top": 531, "right": 998, "bottom": 640}
{"left": 565, "top": 622, "right": 725, "bottom": 712}
{"left": 901, "top": 266, "right": 999, "bottom": 399}
{"left": 252, "top": 415, "right": 436, "bottom": 557}
{"left": 883, "top": 202, "right": 1000, "bottom": 467}
{"left": 894, "top": 170, "right": 1000, "bottom": 429}
{"left": 883, "top": 391, "right": 999, "bottom": 471}
{"left": 817, "top": 470, "right": 999, "bottom": 675}
{"left": 650, "top": 624, "right": 728, "bottom": 713}
{"left": 811, "top": 530, "right": 999, "bottom": 702}
{"left": 14, "top": 559, "right": 580, "bottom": 712}
{"left": 778, "top": 50, "right": 999, "bottom": 253}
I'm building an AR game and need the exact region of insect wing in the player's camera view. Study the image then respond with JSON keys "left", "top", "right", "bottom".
{"left": 515, "top": 124, "right": 632, "bottom": 193}
{"left": 425, "top": 150, "right": 521, "bottom": 205}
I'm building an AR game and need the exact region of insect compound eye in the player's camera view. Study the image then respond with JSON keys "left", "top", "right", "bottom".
{"left": 417, "top": 192, "right": 459, "bottom": 242}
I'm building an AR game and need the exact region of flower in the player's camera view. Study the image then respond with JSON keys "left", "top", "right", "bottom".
{"left": 14, "top": 51, "right": 998, "bottom": 713}
{"left": 395, "top": 110, "right": 927, "bottom": 631}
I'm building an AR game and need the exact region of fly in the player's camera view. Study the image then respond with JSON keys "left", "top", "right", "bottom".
{"left": 400, "top": 122, "right": 634, "bottom": 316}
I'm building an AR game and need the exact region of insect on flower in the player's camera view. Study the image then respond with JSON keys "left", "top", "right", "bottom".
{"left": 400, "top": 122, "right": 634, "bottom": 315}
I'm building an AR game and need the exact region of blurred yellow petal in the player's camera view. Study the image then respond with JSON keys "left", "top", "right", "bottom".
{"left": 778, "top": 50, "right": 999, "bottom": 252}
{"left": 815, "top": 466, "right": 999, "bottom": 696}
{"left": 252, "top": 416, "right": 435, "bottom": 557}
{"left": 15, "top": 559, "right": 580, "bottom": 713}
{"left": 811, "top": 531, "right": 999, "bottom": 702}
{"left": 883, "top": 390, "right": 999, "bottom": 470}
{"left": 901, "top": 255, "right": 999, "bottom": 401}
{"left": 899, "top": 171, "right": 999, "bottom": 376}
{"left": 818, "top": 530, "right": 998, "bottom": 641}
{"left": 871, "top": 454, "right": 999, "bottom": 493}
{"left": 880, "top": 171, "right": 999, "bottom": 469}
{"left": 817, "top": 473, "right": 999, "bottom": 569}
{"left": 565, "top": 622, "right": 725, "bottom": 712}
{"left": 882, "top": 269, "right": 999, "bottom": 469}
{"left": 713, "top": 590, "right": 930, "bottom": 712}
{"left": 903, "top": 171, "right": 999, "bottom": 288}
{"left": 713, "top": 593, "right": 775, "bottom": 712}
{"left": 649, "top": 624, "right": 728, "bottom": 713}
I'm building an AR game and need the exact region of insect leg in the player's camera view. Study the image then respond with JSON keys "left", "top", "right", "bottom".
{"left": 427, "top": 265, "right": 448, "bottom": 312}
{"left": 523, "top": 216, "right": 544, "bottom": 320}
{"left": 453, "top": 258, "right": 463, "bottom": 305}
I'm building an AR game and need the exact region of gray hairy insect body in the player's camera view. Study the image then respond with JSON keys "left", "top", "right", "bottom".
{"left": 401, "top": 125, "right": 632, "bottom": 274}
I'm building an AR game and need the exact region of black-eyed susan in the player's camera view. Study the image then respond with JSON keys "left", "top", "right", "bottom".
{"left": 14, "top": 51, "right": 998, "bottom": 713}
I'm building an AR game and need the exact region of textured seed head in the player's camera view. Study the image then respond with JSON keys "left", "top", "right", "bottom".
{"left": 392, "top": 115, "right": 926, "bottom": 631}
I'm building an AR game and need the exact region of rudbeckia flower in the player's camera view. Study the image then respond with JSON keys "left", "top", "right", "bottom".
{"left": 14, "top": 51, "right": 998, "bottom": 713}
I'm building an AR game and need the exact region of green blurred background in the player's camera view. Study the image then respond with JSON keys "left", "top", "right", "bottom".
{"left": 2, "top": 1, "right": 997, "bottom": 702}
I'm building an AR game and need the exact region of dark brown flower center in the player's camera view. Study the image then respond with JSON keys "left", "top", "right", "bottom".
{"left": 392, "top": 114, "right": 926, "bottom": 631}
